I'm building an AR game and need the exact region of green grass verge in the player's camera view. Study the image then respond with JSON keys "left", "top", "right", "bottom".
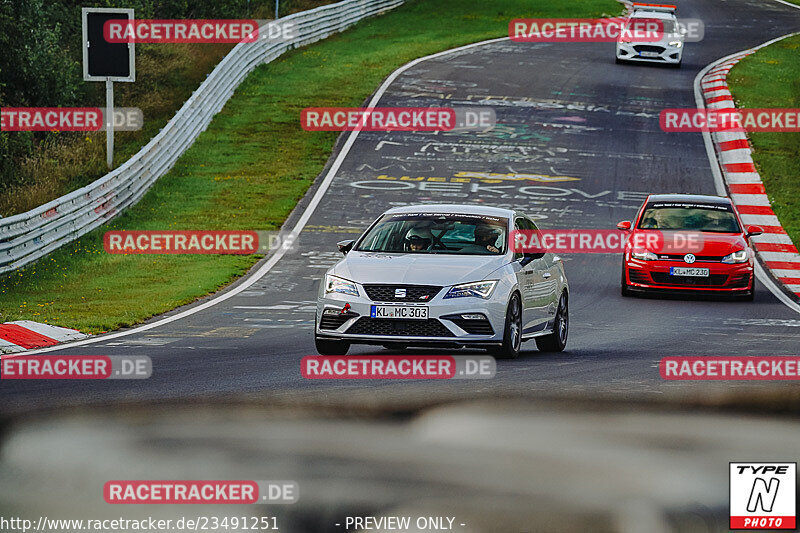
{"left": 0, "top": 0, "right": 621, "bottom": 333}
{"left": 727, "top": 34, "right": 800, "bottom": 250}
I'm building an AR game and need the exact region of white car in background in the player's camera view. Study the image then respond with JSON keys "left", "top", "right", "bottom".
{"left": 315, "top": 205, "right": 569, "bottom": 358}
{"left": 616, "top": 3, "right": 685, "bottom": 67}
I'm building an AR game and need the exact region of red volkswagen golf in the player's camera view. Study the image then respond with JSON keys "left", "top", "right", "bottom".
{"left": 618, "top": 194, "right": 762, "bottom": 300}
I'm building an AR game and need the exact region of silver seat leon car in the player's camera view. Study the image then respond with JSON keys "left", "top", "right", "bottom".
{"left": 315, "top": 205, "right": 569, "bottom": 358}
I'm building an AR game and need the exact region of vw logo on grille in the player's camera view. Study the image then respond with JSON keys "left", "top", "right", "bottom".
{"left": 683, "top": 253, "right": 696, "bottom": 264}
{"left": 394, "top": 288, "right": 407, "bottom": 298}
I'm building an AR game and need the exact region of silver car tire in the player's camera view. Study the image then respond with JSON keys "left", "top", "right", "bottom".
{"left": 490, "top": 293, "right": 522, "bottom": 359}
{"left": 536, "top": 292, "right": 568, "bottom": 353}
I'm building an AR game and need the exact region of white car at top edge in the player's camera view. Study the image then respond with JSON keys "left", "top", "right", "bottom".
{"left": 314, "top": 204, "right": 569, "bottom": 359}
{"left": 616, "top": 3, "right": 685, "bottom": 67}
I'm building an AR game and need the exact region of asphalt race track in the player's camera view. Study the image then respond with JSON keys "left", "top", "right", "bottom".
{"left": 4, "top": 0, "right": 800, "bottom": 413}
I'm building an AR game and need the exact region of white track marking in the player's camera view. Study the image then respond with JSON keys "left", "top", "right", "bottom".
{"left": 771, "top": 0, "right": 800, "bottom": 9}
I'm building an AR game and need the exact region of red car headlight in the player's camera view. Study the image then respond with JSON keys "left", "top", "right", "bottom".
{"left": 631, "top": 249, "right": 658, "bottom": 261}
{"left": 721, "top": 249, "right": 748, "bottom": 264}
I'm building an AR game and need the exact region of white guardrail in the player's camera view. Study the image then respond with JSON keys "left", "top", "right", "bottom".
{"left": 0, "top": 0, "right": 403, "bottom": 274}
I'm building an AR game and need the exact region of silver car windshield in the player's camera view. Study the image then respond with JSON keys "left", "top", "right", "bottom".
{"left": 355, "top": 213, "right": 508, "bottom": 255}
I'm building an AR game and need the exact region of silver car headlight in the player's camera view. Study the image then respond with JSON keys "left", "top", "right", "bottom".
{"left": 669, "top": 41, "right": 682, "bottom": 48}
{"left": 325, "top": 275, "right": 359, "bottom": 296}
{"left": 722, "top": 249, "right": 748, "bottom": 264}
{"left": 631, "top": 249, "right": 658, "bottom": 261}
{"left": 443, "top": 280, "right": 498, "bottom": 300}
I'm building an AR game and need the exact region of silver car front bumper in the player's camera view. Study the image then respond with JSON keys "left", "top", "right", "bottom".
{"left": 316, "top": 285, "right": 510, "bottom": 346}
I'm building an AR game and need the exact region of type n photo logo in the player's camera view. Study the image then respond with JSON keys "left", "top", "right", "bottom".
{"left": 730, "top": 463, "right": 796, "bottom": 529}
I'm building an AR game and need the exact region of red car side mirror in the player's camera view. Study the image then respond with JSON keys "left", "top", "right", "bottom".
{"left": 746, "top": 225, "right": 764, "bottom": 237}
{"left": 617, "top": 220, "right": 632, "bottom": 230}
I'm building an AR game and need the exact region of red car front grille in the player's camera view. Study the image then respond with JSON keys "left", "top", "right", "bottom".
{"left": 650, "top": 272, "right": 729, "bottom": 286}
{"left": 657, "top": 254, "right": 725, "bottom": 262}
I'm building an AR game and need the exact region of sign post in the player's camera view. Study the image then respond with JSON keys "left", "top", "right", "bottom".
{"left": 82, "top": 8, "right": 135, "bottom": 170}
{"left": 105, "top": 79, "right": 114, "bottom": 169}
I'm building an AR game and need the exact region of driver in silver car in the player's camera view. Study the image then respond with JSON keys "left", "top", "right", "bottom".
{"left": 405, "top": 227, "right": 433, "bottom": 252}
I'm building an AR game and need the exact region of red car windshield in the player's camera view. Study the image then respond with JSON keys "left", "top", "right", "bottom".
{"left": 637, "top": 202, "right": 741, "bottom": 233}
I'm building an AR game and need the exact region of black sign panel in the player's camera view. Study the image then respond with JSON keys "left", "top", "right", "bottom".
{"left": 84, "top": 10, "right": 133, "bottom": 80}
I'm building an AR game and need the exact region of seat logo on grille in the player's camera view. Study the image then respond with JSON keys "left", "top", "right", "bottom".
{"left": 395, "top": 288, "right": 406, "bottom": 298}
{"left": 683, "top": 253, "right": 696, "bottom": 264}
